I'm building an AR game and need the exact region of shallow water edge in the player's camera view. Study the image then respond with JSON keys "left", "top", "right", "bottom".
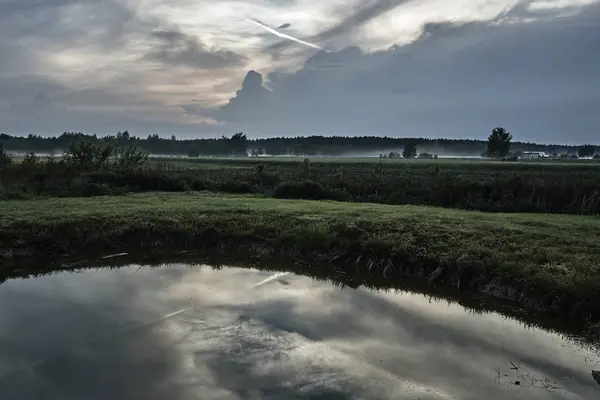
{"left": 2, "top": 250, "right": 599, "bottom": 348}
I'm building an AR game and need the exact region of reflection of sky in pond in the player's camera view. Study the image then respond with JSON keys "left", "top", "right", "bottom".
{"left": 0, "top": 264, "right": 598, "bottom": 399}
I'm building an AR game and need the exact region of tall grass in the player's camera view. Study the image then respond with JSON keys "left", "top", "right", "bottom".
{"left": 1, "top": 152, "right": 599, "bottom": 214}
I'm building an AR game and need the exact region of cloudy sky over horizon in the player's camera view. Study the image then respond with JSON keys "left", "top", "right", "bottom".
{"left": 1, "top": 0, "right": 599, "bottom": 143}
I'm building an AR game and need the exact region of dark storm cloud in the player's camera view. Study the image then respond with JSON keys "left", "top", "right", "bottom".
{"left": 214, "top": 3, "right": 600, "bottom": 143}
{"left": 214, "top": 70, "right": 270, "bottom": 122}
{"left": 145, "top": 27, "right": 247, "bottom": 69}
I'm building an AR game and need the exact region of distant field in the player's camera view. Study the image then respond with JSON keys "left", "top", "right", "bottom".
{"left": 150, "top": 155, "right": 600, "bottom": 172}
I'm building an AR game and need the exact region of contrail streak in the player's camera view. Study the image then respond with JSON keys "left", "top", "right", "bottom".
{"left": 246, "top": 18, "right": 327, "bottom": 51}
{"left": 251, "top": 272, "right": 289, "bottom": 288}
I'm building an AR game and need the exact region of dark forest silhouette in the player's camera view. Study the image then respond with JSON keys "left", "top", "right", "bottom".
{"left": 0, "top": 131, "right": 583, "bottom": 157}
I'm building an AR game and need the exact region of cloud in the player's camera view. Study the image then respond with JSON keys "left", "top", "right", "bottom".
{"left": 0, "top": 0, "right": 599, "bottom": 140}
{"left": 312, "top": 0, "right": 415, "bottom": 43}
{"left": 246, "top": 18, "right": 327, "bottom": 51}
{"left": 212, "top": 3, "right": 600, "bottom": 143}
{"left": 145, "top": 27, "right": 247, "bottom": 69}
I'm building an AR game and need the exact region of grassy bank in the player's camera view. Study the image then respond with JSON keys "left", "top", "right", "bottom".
{"left": 1, "top": 192, "right": 599, "bottom": 322}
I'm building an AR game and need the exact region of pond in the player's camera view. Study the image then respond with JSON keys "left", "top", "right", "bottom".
{"left": 0, "top": 262, "right": 598, "bottom": 399}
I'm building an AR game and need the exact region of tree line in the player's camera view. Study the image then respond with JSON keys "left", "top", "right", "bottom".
{"left": 0, "top": 131, "right": 591, "bottom": 157}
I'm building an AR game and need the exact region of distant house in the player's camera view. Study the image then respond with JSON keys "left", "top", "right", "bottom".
{"left": 520, "top": 151, "right": 548, "bottom": 160}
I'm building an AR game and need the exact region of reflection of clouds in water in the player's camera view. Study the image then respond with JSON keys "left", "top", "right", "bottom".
{"left": 185, "top": 317, "right": 449, "bottom": 400}
{"left": 0, "top": 264, "right": 598, "bottom": 399}
{"left": 165, "top": 266, "right": 598, "bottom": 400}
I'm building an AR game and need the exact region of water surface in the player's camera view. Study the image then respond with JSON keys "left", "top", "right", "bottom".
{"left": 0, "top": 263, "right": 598, "bottom": 399}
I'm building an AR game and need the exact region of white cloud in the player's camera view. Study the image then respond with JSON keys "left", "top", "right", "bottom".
{"left": 528, "top": 0, "right": 598, "bottom": 10}
{"left": 0, "top": 0, "right": 599, "bottom": 137}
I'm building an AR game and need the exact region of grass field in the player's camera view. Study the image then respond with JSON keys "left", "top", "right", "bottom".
{"left": 1, "top": 192, "right": 599, "bottom": 323}
{"left": 2, "top": 153, "right": 600, "bottom": 213}
{"left": 150, "top": 155, "right": 600, "bottom": 170}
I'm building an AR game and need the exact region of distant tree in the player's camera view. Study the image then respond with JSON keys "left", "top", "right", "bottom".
{"left": 486, "top": 127, "right": 512, "bottom": 158}
{"left": 578, "top": 145, "right": 595, "bottom": 158}
{"left": 402, "top": 143, "right": 417, "bottom": 159}
{"left": 229, "top": 132, "right": 248, "bottom": 156}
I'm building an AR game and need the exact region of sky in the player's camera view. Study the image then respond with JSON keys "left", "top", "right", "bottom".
{"left": 0, "top": 0, "right": 599, "bottom": 143}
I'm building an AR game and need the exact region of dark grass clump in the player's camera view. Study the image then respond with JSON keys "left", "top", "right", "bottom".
{"left": 273, "top": 180, "right": 328, "bottom": 200}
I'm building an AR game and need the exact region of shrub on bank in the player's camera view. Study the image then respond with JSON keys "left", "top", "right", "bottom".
{"left": 273, "top": 180, "right": 327, "bottom": 200}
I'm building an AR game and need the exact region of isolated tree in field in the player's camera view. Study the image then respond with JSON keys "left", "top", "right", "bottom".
{"left": 402, "top": 142, "right": 417, "bottom": 159}
{"left": 577, "top": 145, "right": 595, "bottom": 158}
{"left": 486, "top": 127, "right": 512, "bottom": 158}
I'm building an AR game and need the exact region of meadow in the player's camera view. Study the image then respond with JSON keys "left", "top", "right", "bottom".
{"left": 2, "top": 154, "right": 599, "bottom": 214}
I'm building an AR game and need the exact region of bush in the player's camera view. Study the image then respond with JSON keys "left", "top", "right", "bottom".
{"left": 83, "top": 170, "right": 187, "bottom": 192}
{"left": 218, "top": 181, "right": 255, "bottom": 194}
{"left": 273, "top": 180, "right": 327, "bottom": 200}
{"left": 63, "top": 138, "right": 115, "bottom": 171}
{"left": 0, "top": 184, "right": 33, "bottom": 200}
{"left": 190, "top": 179, "right": 209, "bottom": 191}
{"left": 22, "top": 152, "right": 39, "bottom": 169}
{"left": 0, "top": 144, "right": 12, "bottom": 167}
{"left": 68, "top": 179, "right": 123, "bottom": 197}
{"left": 118, "top": 171, "right": 187, "bottom": 192}
{"left": 115, "top": 145, "right": 149, "bottom": 171}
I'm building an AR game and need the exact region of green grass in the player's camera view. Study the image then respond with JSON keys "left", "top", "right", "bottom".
{"left": 3, "top": 154, "right": 600, "bottom": 214}
{"left": 1, "top": 192, "right": 599, "bottom": 322}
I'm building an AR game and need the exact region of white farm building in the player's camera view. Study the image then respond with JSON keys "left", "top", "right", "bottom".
{"left": 520, "top": 151, "right": 548, "bottom": 159}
